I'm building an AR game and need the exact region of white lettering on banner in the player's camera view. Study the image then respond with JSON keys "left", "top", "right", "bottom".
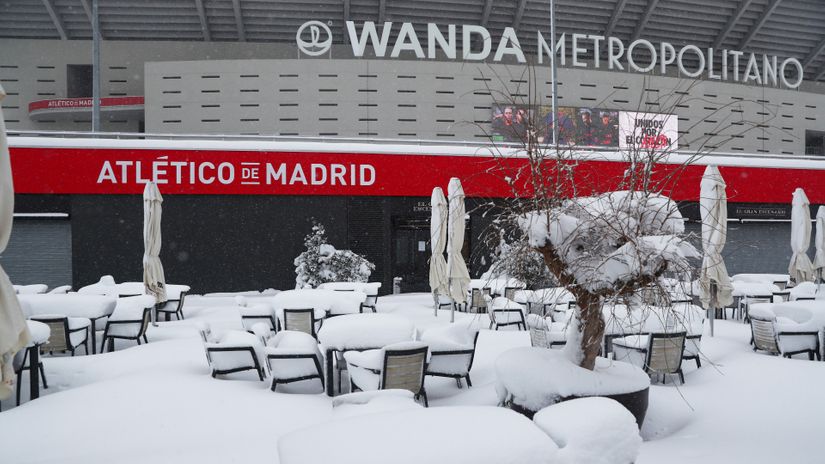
{"left": 96, "top": 160, "right": 377, "bottom": 188}
{"left": 319, "top": 21, "right": 806, "bottom": 89}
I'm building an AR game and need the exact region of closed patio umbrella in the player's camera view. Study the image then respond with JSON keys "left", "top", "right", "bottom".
{"left": 143, "top": 182, "right": 167, "bottom": 325}
{"left": 446, "top": 178, "right": 470, "bottom": 323}
{"left": 698, "top": 166, "right": 733, "bottom": 336}
{"left": 814, "top": 206, "right": 825, "bottom": 286}
{"left": 0, "top": 84, "right": 30, "bottom": 400}
{"left": 429, "top": 187, "right": 449, "bottom": 316}
{"left": 789, "top": 188, "right": 814, "bottom": 284}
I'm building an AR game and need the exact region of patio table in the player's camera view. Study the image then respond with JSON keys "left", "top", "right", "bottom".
{"left": 17, "top": 293, "right": 117, "bottom": 354}
{"left": 317, "top": 313, "right": 415, "bottom": 396}
{"left": 469, "top": 277, "right": 525, "bottom": 296}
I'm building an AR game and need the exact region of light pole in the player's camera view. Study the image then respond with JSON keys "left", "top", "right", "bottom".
{"left": 550, "top": 0, "right": 559, "bottom": 147}
{"left": 92, "top": 0, "right": 101, "bottom": 133}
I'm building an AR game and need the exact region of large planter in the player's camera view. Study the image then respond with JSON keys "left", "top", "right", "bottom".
{"left": 495, "top": 347, "right": 651, "bottom": 428}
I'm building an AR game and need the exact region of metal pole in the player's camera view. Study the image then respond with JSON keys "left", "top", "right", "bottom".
{"left": 550, "top": 0, "right": 559, "bottom": 147}
{"left": 92, "top": 0, "right": 101, "bottom": 133}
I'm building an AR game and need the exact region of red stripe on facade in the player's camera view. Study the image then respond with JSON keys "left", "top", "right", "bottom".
{"left": 27, "top": 96, "right": 145, "bottom": 113}
{"left": 8, "top": 146, "right": 825, "bottom": 204}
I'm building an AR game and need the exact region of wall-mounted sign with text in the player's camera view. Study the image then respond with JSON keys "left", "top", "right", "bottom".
{"left": 296, "top": 21, "right": 805, "bottom": 89}
{"left": 618, "top": 112, "right": 678, "bottom": 151}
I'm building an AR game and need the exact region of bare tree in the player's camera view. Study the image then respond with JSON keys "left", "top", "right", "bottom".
{"left": 470, "top": 61, "right": 768, "bottom": 370}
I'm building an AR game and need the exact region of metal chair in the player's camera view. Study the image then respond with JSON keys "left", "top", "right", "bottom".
{"left": 424, "top": 330, "right": 479, "bottom": 389}
{"left": 345, "top": 343, "right": 429, "bottom": 406}
{"left": 360, "top": 294, "right": 378, "bottom": 313}
{"left": 201, "top": 329, "right": 266, "bottom": 381}
{"left": 265, "top": 331, "right": 325, "bottom": 392}
{"left": 240, "top": 304, "right": 279, "bottom": 333}
{"left": 100, "top": 306, "right": 152, "bottom": 352}
{"left": 29, "top": 315, "right": 90, "bottom": 356}
{"left": 155, "top": 291, "right": 188, "bottom": 321}
{"left": 750, "top": 315, "right": 820, "bottom": 360}
{"left": 468, "top": 288, "right": 491, "bottom": 314}
{"left": 283, "top": 308, "right": 318, "bottom": 338}
{"left": 503, "top": 286, "right": 521, "bottom": 300}
{"left": 614, "top": 332, "right": 687, "bottom": 384}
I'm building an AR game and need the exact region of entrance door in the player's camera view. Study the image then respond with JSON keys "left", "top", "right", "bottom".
{"left": 392, "top": 217, "right": 432, "bottom": 292}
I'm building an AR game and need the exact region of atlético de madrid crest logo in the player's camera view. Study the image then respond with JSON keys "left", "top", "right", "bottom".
{"left": 296, "top": 21, "right": 332, "bottom": 56}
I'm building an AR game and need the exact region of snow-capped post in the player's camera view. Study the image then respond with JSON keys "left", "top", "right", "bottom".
{"left": 429, "top": 187, "right": 449, "bottom": 316}
{"left": 446, "top": 178, "right": 470, "bottom": 323}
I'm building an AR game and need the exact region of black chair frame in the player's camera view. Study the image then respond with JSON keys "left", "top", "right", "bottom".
{"left": 618, "top": 332, "right": 687, "bottom": 384}
{"left": 30, "top": 315, "right": 89, "bottom": 356}
{"left": 242, "top": 314, "right": 280, "bottom": 333}
{"left": 749, "top": 315, "right": 821, "bottom": 360}
{"left": 100, "top": 306, "right": 152, "bottom": 352}
{"left": 206, "top": 345, "right": 265, "bottom": 381}
{"left": 468, "top": 288, "right": 491, "bottom": 314}
{"left": 155, "top": 291, "right": 188, "bottom": 321}
{"left": 15, "top": 344, "right": 48, "bottom": 406}
{"left": 683, "top": 334, "right": 702, "bottom": 368}
{"left": 426, "top": 332, "right": 479, "bottom": 388}
{"left": 282, "top": 308, "right": 319, "bottom": 338}
{"left": 266, "top": 353, "right": 324, "bottom": 391}
{"left": 360, "top": 294, "right": 378, "bottom": 313}
{"left": 380, "top": 345, "right": 429, "bottom": 407}
{"left": 490, "top": 309, "right": 527, "bottom": 331}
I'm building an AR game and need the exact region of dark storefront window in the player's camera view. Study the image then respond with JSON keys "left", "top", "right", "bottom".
{"left": 66, "top": 64, "right": 92, "bottom": 98}
{"left": 805, "top": 130, "right": 825, "bottom": 156}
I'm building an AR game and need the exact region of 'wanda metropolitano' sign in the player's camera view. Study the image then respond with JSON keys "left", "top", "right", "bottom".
{"left": 296, "top": 21, "right": 805, "bottom": 89}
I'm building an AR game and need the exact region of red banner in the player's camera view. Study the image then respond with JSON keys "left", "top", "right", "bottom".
{"left": 28, "top": 96, "right": 144, "bottom": 113}
{"left": 8, "top": 146, "right": 825, "bottom": 204}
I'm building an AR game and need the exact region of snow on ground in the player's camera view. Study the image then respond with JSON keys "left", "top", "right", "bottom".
{"left": 1, "top": 293, "right": 824, "bottom": 463}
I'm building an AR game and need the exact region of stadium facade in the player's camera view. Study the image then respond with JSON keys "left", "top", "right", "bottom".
{"left": 1, "top": 0, "right": 824, "bottom": 292}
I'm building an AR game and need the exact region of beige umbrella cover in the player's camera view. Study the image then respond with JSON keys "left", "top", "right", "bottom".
{"left": 789, "top": 188, "right": 814, "bottom": 283}
{"left": 814, "top": 206, "right": 825, "bottom": 283}
{"left": 446, "top": 178, "right": 470, "bottom": 306}
{"left": 429, "top": 187, "right": 449, "bottom": 311}
{"left": 0, "top": 84, "right": 31, "bottom": 400}
{"left": 699, "top": 166, "right": 733, "bottom": 309}
{"left": 143, "top": 182, "right": 167, "bottom": 304}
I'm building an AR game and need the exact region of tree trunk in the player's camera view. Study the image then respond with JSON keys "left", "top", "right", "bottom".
{"left": 536, "top": 244, "right": 605, "bottom": 370}
{"left": 576, "top": 292, "right": 605, "bottom": 371}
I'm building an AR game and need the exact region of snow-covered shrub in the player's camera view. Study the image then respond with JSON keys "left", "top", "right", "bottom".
{"left": 294, "top": 222, "right": 375, "bottom": 289}
{"left": 484, "top": 230, "right": 557, "bottom": 289}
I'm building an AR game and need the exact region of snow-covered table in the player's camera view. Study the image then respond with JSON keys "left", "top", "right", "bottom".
{"left": 278, "top": 406, "right": 559, "bottom": 464}
{"left": 495, "top": 347, "right": 650, "bottom": 425}
{"left": 13, "top": 284, "right": 48, "bottom": 294}
{"left": 731, "top": 273, "right": 790, "bottom": 287}
{"left": 318, "top": 313, "right": 416, "bottom": 396}
{"left": 469, "top": 277, "right": 526, "bottom": 296}
{"left": 271, "top": 289, "right": 366, "bottom": 322}
{"left": 317, "top": 281, "right": 381, "bottom": 295}
{"left": 512, "top": 287, "right": 575, "bottom": 315}
{"left": 17, "top": 294, "right": 117, "bottom": 354}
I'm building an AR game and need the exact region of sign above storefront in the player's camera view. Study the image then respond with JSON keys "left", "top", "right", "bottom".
{"left": 296, "top": 21, "right": 804, "bottom": 89}
{"left": 8, "top": 145, "right": 825, "bottom": 205}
